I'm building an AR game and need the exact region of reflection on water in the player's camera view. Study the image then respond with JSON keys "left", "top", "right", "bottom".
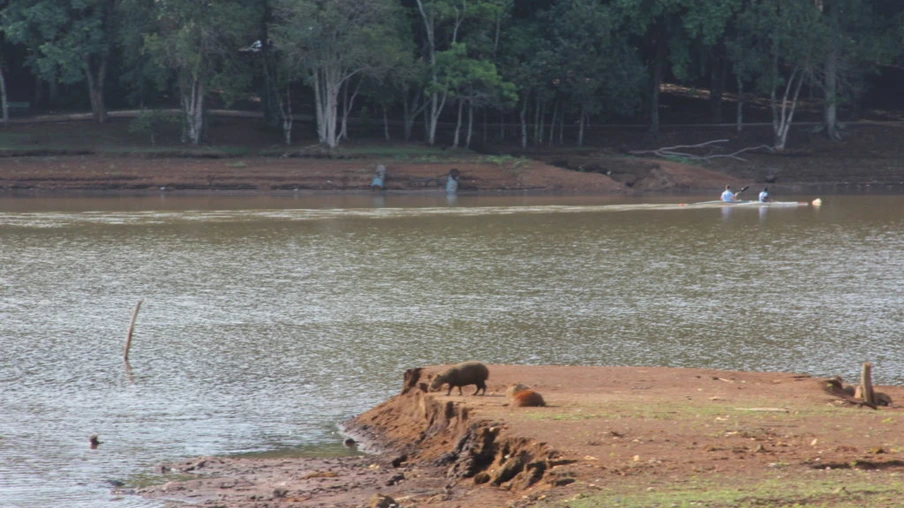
{"left": 1, "top": 194, "right": 902, "bottom": 507}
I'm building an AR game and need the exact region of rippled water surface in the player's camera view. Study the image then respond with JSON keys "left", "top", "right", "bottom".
{"left": 1, "top": 193, "right": 902, "bottom": 507}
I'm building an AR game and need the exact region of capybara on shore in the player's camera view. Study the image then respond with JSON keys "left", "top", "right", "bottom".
{"left": 506, "top": 383, "right": 546, "bottom": 407}
{"left": 430, "top": 361, "right": 489, "bottom": 396}
{"left": 505, "top": 383, "right": 531, "bottom": 399}
{"left": 511, "top": 389, "right": 546, "bottom": 407}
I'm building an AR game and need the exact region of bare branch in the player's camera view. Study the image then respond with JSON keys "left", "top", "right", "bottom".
{"left": 629, "top": 139, "right": 773, "bottom": 162}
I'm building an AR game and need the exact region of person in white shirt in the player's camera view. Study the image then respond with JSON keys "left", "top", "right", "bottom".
{"left": 721, "top": 185, "right": 738, "bottom": 202}
{"left": 758, "top": 187, "right": 770, "bottom": 202}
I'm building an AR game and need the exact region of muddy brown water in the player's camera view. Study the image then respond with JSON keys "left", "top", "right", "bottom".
{"left": 1, "top": 193, "right": 902, "bottom": 507}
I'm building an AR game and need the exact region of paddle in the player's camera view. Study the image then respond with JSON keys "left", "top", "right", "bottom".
{"left": 734, "top": 185, "right": 750, "bottom": 200}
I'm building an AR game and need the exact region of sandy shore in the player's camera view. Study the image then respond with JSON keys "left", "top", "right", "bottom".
{"left": 132, "top": 364, "right": 904, "bottom": 507}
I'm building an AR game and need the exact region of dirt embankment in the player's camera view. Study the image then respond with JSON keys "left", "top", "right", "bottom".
{"left": 0, "top": 152, "right": 743, "bottom": 194}
{"left": 134, "top": 365, "right": 904, "bottom": 507}
{"left": 3, "top": 120, "right": 904, "bottom": 194}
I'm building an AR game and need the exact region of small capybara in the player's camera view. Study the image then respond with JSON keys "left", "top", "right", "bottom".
{"left": 505, "top": 383, "right": 531, "bottom": 399}
{"left": 506, "top": 383, "right": 546, "bottom": 407}
{"left": 430, "top": 361, "right": 489, "bottom": 396}
{"left": 511, "top": 389, "right": 546, "bottom": 407}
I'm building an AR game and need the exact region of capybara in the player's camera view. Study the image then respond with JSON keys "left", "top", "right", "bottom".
{"left": 430, "top": 361, "right": 489, "bottom": 396}
{"left": 505, "top": 383, "right": 531, "bottom": 399}
{"left": 511, "top": 389, "right": 546, "bottom": 407}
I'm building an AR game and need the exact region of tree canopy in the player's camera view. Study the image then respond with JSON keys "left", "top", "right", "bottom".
{"left": 2, "top": 0, "right": 903, "bottom": 150}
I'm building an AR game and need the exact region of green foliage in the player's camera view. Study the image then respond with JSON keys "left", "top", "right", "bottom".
{"left": 2, "top": 0, "right": 109, "bottom": 84}
{"left": 542, "top": 0, "right": 646, "bottom": 118}
{"left": 270, "top": 0, "right": 407, "bottom": 146}
{"left": 3, "top": 0, "right": 904, "bottom": 148}
{"left": 127, "top": 109, "right": 178, "bottom": 146}
{"left": 139, "top": 0, "right": 257, "bottom": 102}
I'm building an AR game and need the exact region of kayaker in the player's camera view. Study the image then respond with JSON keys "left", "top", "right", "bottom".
{"left": 758, "top": 187, "right": 770, "bottom": 202}
{"left": 721, "top": 185, "right": 739, "bottom": 202}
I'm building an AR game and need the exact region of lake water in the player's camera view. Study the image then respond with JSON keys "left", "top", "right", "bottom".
{"left": 1, "top": 193, "right": 902, "bottom": 507}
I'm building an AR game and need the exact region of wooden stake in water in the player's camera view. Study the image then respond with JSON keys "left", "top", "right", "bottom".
{"left": 123, "top": 299, "right": 143, "bottom": 363}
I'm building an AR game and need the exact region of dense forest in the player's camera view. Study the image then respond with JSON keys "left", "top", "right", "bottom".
{"left": 1, "top": 0, "right": 903, "bottom": 151}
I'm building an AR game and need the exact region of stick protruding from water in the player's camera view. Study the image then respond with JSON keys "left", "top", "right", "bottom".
{"left": 123, "top": 299, "right": 143, "bottom": 363}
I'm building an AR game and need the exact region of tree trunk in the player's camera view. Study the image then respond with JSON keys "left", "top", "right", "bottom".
{"left": 339, "top": 81, "right": 349, "bottom": 141}
{"left": 482, "top": 109, "right": 487, "bottom": 143}
{"left": 519, "top": 93, "right": 528, "bottom": 149}
{"left": 402, "top": 84, "right": 421, "bottom": 141}
{"left": 534, "top": 94, "right": 543, "bottom": 145}
{"left": 415, "top": 0, "right": 439, "bottom": 145}
{"left": 0, "top": 62, "right": 8, "bottom": 126}
{"left": 857, "top": 362, "right": 876, "bottom": 407}
{"left": 312, "top": 67, "right": 341, "bottom": 148}
{"left": 281, "top": 85, "right": 293, "bottom": 145}
{"left": 84, "top": 55, "right": 108, "bottom": 124}
{"left": 772, "top": 67, "right": 805, "bottom": 152}
{"left": 577, "top": 106, "right": 585, "bottom": 147}
{"left": 548, "top": 100, "right": 557, "bottom": 146}
{"left": 312, "top": 71, "right": 325, "bottom": 143}
{"left": 258, "top": 21, "right": 281, "bottom": 127}
{"left": 558, "top": 109, "right": 564, "bottom": 145}
{"left": 735, "top": 75, "right": 744, "bottom": 133}
{"left": 465, "top": 101, "right": 474, "bottom": 148}
{"left": 383, "top": 107, "right": 390, "bottom": 141}
{"left": 425, "top": 89, "right": 448, "bottom": 145}
{"left": 823, "top": 49, "right": 841, "bottom": 141}
{"left": 710, "top": 57, "right": 727, "bottom": 123}
{"left": 452, "top": 98, "right": 463, "bottom": 148}
{"left": 339, "top": 78, "right": 361, "bottom": 142}
{"left": 649, "top": 36, "right": 666, "bottom": 133}
{"left": 181, "top": 77, "right": 205, "bottom": 145}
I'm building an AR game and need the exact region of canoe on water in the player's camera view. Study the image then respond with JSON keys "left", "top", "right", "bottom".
{"left": 680, "top": 199, "right": 821, "bottom": 208}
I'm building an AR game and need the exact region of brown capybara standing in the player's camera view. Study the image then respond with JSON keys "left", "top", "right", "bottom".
{"left": 430, "top": 361, "right": 489, "bottom": 396}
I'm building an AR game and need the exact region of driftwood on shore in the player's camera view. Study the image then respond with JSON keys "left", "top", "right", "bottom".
{"left": 628, "top": 139, "right": 774, "bottom": 162}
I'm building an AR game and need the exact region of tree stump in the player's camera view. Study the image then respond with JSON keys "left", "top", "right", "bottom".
{"left": 855, "top": 362, "right": 876, "bottom": 407}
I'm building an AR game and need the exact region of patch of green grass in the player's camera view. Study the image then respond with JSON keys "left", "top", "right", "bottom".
{"left": 520, "top": 399, "right": 871, "bottom": 430}
{"left": 227, "top": 160, "right": 247, "bottom": 168}
{"left": 564, "top": 473, "right": 904, "bottom": 507}
{"left": 523, "top": 411, "right": 605, "bottom": 421}
{"left": 480, "top": 154, "right": 530, "bottom": 167}
{"left": 0, "top": 132, "right": 37, "bottom": 149}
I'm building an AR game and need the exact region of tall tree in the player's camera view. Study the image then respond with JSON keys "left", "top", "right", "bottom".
{"left": 116, "top": 0, "right": 169, "bottom": 108}
{"left": 2, "top": 0, "right": 118, "bottom": 122}
{"left": 440, "top": 42, "right": 515, "bottom": 148}
{"left": 734, "top": 0, "right": 825, "bottom": 151}
{"left": 138, "top": 0, "right": 257, "bottom": 145}
{"left": 0, "top": 32, "right": 8, "bottom": 125}
{"left": 814, "top": 0, "right": 898, "bottom": 140}
{"left": 545, "top": 0, "right": 645, "bottom": 146}
{"left": 0, "top": 58, "right": 8, "bottom": 125}
{"left": 614, "top": 0, "right": 739, "bottom": 132}
{"left": 496, "top": 17, "right": 549, "bottom": 148}
{"left": 412, "top": 0, "right": 508, "bottom": 145}
{"left": 271, "top": 0, "right": 405, "bottom": 148}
